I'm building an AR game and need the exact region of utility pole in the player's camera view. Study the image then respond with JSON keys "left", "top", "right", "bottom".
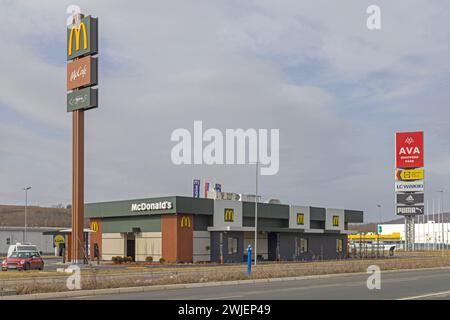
{"left": 377, "top": 204, "right": 381, "bottom": 258}
{"left": 437, "top": 190, "right": 444, "bottom": 252}
{"left": 23, "top": 187, "right": 31, "bottom": 243}
{"left": 254, "top": 161, "right": 259, "bottom": 266}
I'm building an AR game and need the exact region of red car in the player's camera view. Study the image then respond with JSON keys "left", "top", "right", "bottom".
{"left": 1, "top": 251, "right": 44, "bottom": 271}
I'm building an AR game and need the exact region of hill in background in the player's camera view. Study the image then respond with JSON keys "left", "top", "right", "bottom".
{"left": 0, "top": 205, "right": 88, "bottom": 228}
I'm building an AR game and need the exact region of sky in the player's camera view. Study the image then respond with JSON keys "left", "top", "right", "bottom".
{"left": 1, "top": 0, "right": 450, "bottom": 223}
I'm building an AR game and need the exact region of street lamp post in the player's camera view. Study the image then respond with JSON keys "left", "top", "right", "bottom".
{"left": 437, "top": 191, "right": 445, "bottom": 252}
{"left": 23, "top": 187, "right": 31, "bottom": 243}
{"left": 254, "top": 161, "right": 259, "bottom": 266}
{"left": 377, "top": 204, "right": 381, "bottom": 258}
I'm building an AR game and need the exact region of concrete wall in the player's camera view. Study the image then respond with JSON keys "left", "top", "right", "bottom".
{"left": 136, "top": 232, "right": 162, "bottom": 261}
{"left": 102, "top": 233, "right": 125, "bottom": 260}
{"left": 0, "top": 229, "right": 55, "bottom": 255}
{"left": 193, "top": 231, "right": 211, "bottom": 262}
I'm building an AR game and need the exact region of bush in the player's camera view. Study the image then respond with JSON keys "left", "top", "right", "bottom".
{"left": 112, "top": 256, "right": 123, "bottom": 264}
{"left": 159, "top": 257, "right": 166, "bottom": 263}
{"left": 125, "top": 256, "right": 133, "bottom": 263}
{"left": 145, "top": 256, "right": 153, "bottom": 262}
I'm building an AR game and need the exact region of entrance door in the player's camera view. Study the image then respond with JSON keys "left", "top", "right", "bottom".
{"left": 126, "top": 235, "right": 135, "bottom": 261}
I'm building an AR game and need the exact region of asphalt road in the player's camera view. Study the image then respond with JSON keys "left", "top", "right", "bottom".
{"left": 62, "top": 267, "right": 450, "bottom": 300}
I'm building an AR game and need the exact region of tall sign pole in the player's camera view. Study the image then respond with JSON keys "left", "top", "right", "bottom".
{"left": 395, "top": 131, "right": 424, "bottom": 251}
{"left": 67, "top": 12, "right": 99, "bottom": 264}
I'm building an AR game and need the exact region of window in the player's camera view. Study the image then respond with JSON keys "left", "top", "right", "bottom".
{"left": 337, "top": 239, "right": 343, "bottom": 252}
{"left": 300, "top": 238, "right": 308, "bottom": 253}
{"left": 297, "top": 213, "right": 304, "bottom": 225}
{"left": 332, "top": 215, "right": 340, "bottom": 227}
{"left": 227, "top": 237, "right": 238, "bottom": 254}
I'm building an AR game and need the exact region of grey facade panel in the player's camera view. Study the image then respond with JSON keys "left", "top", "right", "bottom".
{"left": 0, "top": 228, "right": 56, "bottom": 255}
{"left": 242, "top": 202, "right": 289, "bottom": 219}
{"left": 242, "top": 217, "right": 288, "bottom": 229}
{"left": 193, "top": 215, "right": 212, "bottom": 231}
{"left": 310, "top": 207, "right": 326, "bottom": 221}
{"left": 345, "top": 210, "right": 364, "bottom": 223}
{"left": 176, "top": 197, "right": 214, "bottom": 215}
{"left": 210, "top": 231, "right": 244, "bottom": 263}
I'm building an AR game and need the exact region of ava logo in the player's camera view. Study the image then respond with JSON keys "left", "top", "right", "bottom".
{"left": 180, "top": 216, "right": 191, "bottom": 228}
{"left": 398, "top": 146, "right": 420, "bottom": 156}
{"left": 405, "top": 137, "right": 415, "bottom": 145}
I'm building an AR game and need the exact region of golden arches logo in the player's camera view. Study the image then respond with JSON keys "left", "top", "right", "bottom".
{"left": 68, "top": 22, "right": 88, "bottom": 56}
{"left": 297, "top": 213, "right": 304, "bottom": 225}
{"left": 224, "top": 208, "right": 234, "bottom": 222}
{"left": 332, "top": 215, "right": 340, "bottom": 227}
{"left": 180, "top": 216, "right": 191, "bottom": 228}
{"left": 90, "top": 221, "right": 99, "bottom": 232}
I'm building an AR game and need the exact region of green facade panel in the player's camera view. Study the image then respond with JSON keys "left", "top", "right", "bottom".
{"left": 102, "top": 216, "right": 161, "bottom": 233}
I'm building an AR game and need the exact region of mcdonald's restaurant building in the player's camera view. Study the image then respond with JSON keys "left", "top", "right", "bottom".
{"left": 85, "top": 196, "right": 363, "bottom": 263}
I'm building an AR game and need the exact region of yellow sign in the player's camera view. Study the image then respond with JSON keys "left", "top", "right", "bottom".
{"left": 180, "top": 216, "right": 191, "bottom": 228}
{"left": 396, "top": 169, "right": 424, "bottom": 181}
{"left": 297, "top": 213, "right": 304, "bottom": 225}
{"left": 68, "top": 22, "right": 88, "bottom": 56}
{"left": 224, "top": 208, "right": 234, "bottom": 222}
{"left": 54, "top": 234, "right": 65, "bottom": 245}
{"left": 332, "top": 216, "right": 340, "bottom": 227}
{"left": 90, "top": 221, "right": 99, "bottom": 232}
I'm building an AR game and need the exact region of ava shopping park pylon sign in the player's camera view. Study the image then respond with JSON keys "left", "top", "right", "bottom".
{"left": 395, "top": 131, "right": 424, "bottom": 216}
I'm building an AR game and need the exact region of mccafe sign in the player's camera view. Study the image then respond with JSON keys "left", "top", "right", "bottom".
{"left": 67, "top": 55, "right": 98, "bottom": 90}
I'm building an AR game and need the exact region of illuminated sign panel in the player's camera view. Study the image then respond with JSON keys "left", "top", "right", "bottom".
{"left": 224, "top": 208, "right": 234, "bottom": 222}
{"left": 67, "top": 56, "right": 98, "bottom": 90}
{"left": 67, "top": 16, "right": 98, "bottom": 60}
{"left": 395, "top": 132, "right": 424, "bottom": 168}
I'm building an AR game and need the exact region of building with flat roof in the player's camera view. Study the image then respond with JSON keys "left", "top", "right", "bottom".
{"left": 83, "top": 193, "right": 363, "bottom": 263}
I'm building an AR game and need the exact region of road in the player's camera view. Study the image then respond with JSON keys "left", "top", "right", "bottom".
{"left": 62, "top": 267, "right": 450, "bottom": 300}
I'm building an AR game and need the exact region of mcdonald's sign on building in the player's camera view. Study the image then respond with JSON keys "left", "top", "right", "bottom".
{"left": 224, "top": 208, "right": 234, "bottom": 222}
{"left": 180, "top": 216, "right": 191, "bottom": 228}
{"left": 67, "top": 16, "right": 98, "bottom": 60}
{"left": 332, "top": 215, "right": 340, "bottom": 227}
{"left": 296, "top": 213, "right": 304, "bottom": 225}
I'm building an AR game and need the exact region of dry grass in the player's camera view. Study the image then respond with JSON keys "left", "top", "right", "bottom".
{"left": 11, "top": 255, "right": 450, "bottom": 295}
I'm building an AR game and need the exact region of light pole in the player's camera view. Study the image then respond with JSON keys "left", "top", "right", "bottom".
{"left": 377, "top": 204, "right": 381, "bottom": 257}
{"left": 437, "top": 190, "right": 444, "bottom": 252}
{"left": 23, "top": 186, "right": 31, "bottom": 243}
{"left": 254, "top": 161, "right": 259, "bottom": 266}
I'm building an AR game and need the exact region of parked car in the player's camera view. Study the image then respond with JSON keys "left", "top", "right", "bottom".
{"left": 7, "top": 243, "right": 41, "bottom": 258}
{"left": 1, "top": 251, "right": 44, "bottom": 271}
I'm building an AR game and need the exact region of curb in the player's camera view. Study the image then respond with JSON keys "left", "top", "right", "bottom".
{"left": 3, "top": 265, "right": 450, "bottom": 300}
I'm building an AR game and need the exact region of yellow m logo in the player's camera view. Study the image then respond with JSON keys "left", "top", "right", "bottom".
{"left": 180, "top": 216, "right": 191, "bottom": 228}
{"left": 68, "top": 22, "right": 88, "bottom": 56}
{"left": 332, "top": 215, "right": 340, "bottom": 227}
{"left": 297, "top": 213, "right": 304, "bottom": 225}
{"left": 90, "top": 221, "right": 99, "bottom": 232}
{"left": 224, "top": 208, "right": 234, "bottom": 222}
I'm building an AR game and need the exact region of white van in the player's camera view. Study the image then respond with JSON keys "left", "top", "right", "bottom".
{"left": 7, "top": 243, "right": 40, "bottom": 258}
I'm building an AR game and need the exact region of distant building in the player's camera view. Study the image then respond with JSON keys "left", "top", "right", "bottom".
{"left": 0, "top": 227, "right": 62, "bottom": 255}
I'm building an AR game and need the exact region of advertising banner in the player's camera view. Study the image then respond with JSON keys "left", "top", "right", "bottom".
{"left": 215, "top": 184, "right": 222, "bottom": 192}
{"left": 395, "top": 169, "right": 424, "bottom": 181}
{"left": 67, "top": 56, "right": 98, "bottom": 90}
{"left": 396, "top": 193, "right": 424, "bottom": 205}
{"left": 67, "top": 87, "right": 98, "bottom": 112}
{"left": 395, "top": 180, "right": 424, "bottom": 192}
{"left": 193, "top": 179, "right": 200, "bottom": 198}
{"left": 395, "top": 131, "right": 424, "bottom": 168}
{"left": 204, "top": 182, "right": 209, "bottom": 198}
{"left": 397, "top": 205, "right": 424, "bottom": 215}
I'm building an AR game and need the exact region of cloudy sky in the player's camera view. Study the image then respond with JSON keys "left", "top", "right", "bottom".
{"left": 1, "top": 0, "right": 450, "bottom": 222}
